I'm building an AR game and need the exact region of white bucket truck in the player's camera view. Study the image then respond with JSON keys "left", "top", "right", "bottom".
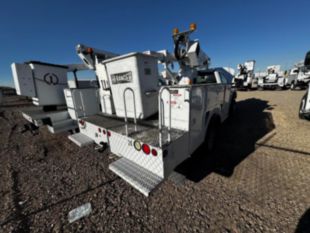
{"left": 69, "top": 24, "right": 236, "bottom": 196}
{"left": 291, "top": 61, "right": 310, "bottom": 90}
{"left": 233, "top": 60, "right": 257, "bottom": 90}
{"left": 11, "top": 60, "right": 100, "bottom": 133}
{"left": 258, "top": 65, "right": 285, "bottom": 90}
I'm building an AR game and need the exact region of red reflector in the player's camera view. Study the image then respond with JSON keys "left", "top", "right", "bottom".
{"left": 107, "top": 131, "right": 111, "bottom": 137}
{"left": 79, "top": 120, "right": 85, "bottom": 126}
{"left": 151, "top": 149, "right": 158, "bottom": 156}
{"left": 102, "top": 129, "right": 106, "bottom": 134}
{"left": 98, "top": 128, "right": 101, "bottom": 132}
{"left": 142, "top": 144, "right": 150, "bottom": 155}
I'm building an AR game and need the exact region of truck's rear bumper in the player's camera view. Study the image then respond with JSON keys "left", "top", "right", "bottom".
{"left": 109, "top": 157, "right": 163, "bottom": 197}
{"left": 20, "top": 106, "right": 77, "bottom": 133}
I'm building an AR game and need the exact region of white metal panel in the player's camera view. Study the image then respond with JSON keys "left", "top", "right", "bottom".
{"left": 103, "top": 53, "right": 159, "bottom": 119}
{"left": 30, "top": 63, "right": 68, "bottom": 106}
{"left": 78, "top": 120, "right": 109, "bottom": 144}
{"left": 11, "top": 63, "right": 36, "bottom": 97}
{"left": 68, "top": 108, "right": 77, "bottom": 120}
{"left": 161, "top": 87, "right": 190, "bottom": 131}
{"left": 109, "top": 132, "right": 164, "bottom": 178}
{"left": 100, "top": 89, "right": 114, "bottom": 115}
{"left": 163, "top": 133, "right": 190, "bottom": 176}
{"left": 64, "top": 88, "right": 100, "bottom": 120}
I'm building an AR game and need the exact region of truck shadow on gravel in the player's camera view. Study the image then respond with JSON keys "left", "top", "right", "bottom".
{"left": 295, "top": 208, "right": 310, "bottom": 233}
{"left": 175, "top": 98, "right": 275, "bottom": 182}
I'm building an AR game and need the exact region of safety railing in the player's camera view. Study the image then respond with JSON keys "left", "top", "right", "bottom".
{"left": 158, "top": 87, "right": 172, "bottom": 147}
{"left": 123, "top": 87, "right": 137, "bottom": 135}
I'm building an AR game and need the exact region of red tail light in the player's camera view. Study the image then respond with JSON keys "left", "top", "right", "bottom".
{"left": 98, "top": 128, "right": 101, "bottom": 133}
{"left": 107, "top": 131, "right": 111, "bottom": 137}
{"left": 79, "top": 120, "right": 85, "bottom": 126}
{"left": 102, "top": 129, "right": 106, "bottom": 134}
{"left": 142, "top": 144, "right": 150, "bottom": 155}
{"left": 151, "top": 149, "right": 158, "bottom": 156}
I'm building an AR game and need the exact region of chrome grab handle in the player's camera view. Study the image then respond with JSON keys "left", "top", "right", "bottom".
{"left": 159, "top": 87, "right": 172, "bottom": 147}
{"left": 123, "top": 87, "right": 137, "bottom": 135}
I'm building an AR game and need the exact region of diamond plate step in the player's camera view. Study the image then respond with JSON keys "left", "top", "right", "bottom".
{"left": 109, "top": 157, "right": 163, "bottom": 197}
{"left": 48, "top": 119, "right": 77, "bottom": 134}
{"left": 68, "top": 133, "right": 94, "bottom": 147}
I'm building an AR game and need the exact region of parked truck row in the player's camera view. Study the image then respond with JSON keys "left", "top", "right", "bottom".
{"left": 233, "top": 61, "right": 310, "bottom": 91}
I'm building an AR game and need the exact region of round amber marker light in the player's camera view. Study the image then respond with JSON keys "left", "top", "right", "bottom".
{"left": 134, "top": 140, "right": 142, "bottom": 151}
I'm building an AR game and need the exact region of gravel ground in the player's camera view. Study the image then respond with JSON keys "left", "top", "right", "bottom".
{"left": 0, "top": 89, "right": 309, "bottom": 233}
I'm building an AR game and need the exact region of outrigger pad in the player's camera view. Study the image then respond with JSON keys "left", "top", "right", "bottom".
{"left": 109, "top": 157, "right": 163, "bottom": 197}
{"left": 68, "top": 133, "right": 94, "bottom": 147}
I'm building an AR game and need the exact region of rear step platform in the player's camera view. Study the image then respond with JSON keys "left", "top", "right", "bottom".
{"left": 68, "top": 133, "right": 94, "bottom": 147}
{"left": 109, "top": 158, "right": 163, "bottom": 197}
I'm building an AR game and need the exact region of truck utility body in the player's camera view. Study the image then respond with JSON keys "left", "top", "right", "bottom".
{"left": 67, "top": 25, "right": 236, "bottom": 196}
{"left": 70, "top": 65, "right": 234, "bottom": 196}
{"left": 11, "top": 60, "right": 101, "bottom": 133}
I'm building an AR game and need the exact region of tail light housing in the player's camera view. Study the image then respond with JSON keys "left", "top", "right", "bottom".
{"left": 151, "top": 149, "right": 158, "bottom": 156}
{"left": 142, "top": 144, "right": 150, "bottom": 155}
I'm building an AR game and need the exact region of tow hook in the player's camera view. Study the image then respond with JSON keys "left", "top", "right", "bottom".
{"left": 95, "top": 142, "right": 107, "bottom": 153}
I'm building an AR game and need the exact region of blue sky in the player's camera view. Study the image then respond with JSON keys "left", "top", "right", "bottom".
{"left": 1, "top": 0, "right": 310, "bottom": 86}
